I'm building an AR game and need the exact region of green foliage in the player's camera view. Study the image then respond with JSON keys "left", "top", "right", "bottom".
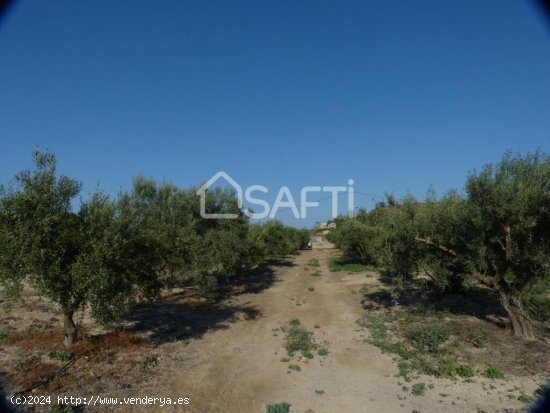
{"left": 288, "top": 364, "right": 301, "bottom": 371}
{"left": 317, "top": 348, "right": 329, "bottom": 356}
{"left": 311, "top": 271, "right": 322, "bottom": 277}
{"left": 328, "top": 150, "right": 550, "bottom": 338}
{"left": 308, "top": 258, "right": 320, "bottom": 267}
{"left": 523, "top": 278, "right": 550, "bottom": 322}
{"left": 315, "top": 389, "right": 325, "bottom": 395}
{"left": 518, "top": 391, "right": 532, "bottom": 403}
{"left": 406, "top": 323, "right": 453, "bottom": 353}
{"left": 482, "top": 366, "right": 504, "bottom": 379}
{"left": 260, "top": 221, "right": 309, "bottom": 257}
{"left": 48, "top": 348, "right": 73, "bottom": 362}
{"left": 140, "top": 355, "right": 158, "bottom": 368}
{"left": 0, "top": 150, "right": 163, "bottom": 345}
{"left": 266, "top": 402, "right": 291, "bottom": 413}
{"left": 284, "top": 319, "right": 315, "bottom": 356}
{"left": 455, "top": 364, "right": 475, "bottom": 378}
{"left": 463, "top": 330, "right": 488, "bottom": 349}
{"left": 357, "top": 313, "right": 387, "bottom": 341}
{"left": 326, "top": 221, "right": 388, "bottom": 267}
{"left": 126, "top": 185, "right": 308, "bottom": 295}
{"left": 0, "top": 150, "right": 310, "bottom": 346}
{"left": 328, "top": 258, "right": 370, "bottom": 272}
{"left": 195, "top": 275, "right": 219, "bottom": 300}
{"left": 397, "top": 361, "right": 413, "bottom": 382}
{"left": 411, "top": 382, "right": 427, "bottom": 396}
{"left": 359, "top": 311, "right": 501, "bottom": 380}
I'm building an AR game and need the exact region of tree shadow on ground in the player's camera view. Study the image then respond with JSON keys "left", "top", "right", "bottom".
{"left": 267, "top": 258, "right": 297, "bottom": 267}
{"left": 124, "top": 298, "right": 261, "bottom": 345}
{"left": 333, "top": 254, "right": 362, "bottom": 264}
{"left": 124, "top": 258, "right": 291, "bottom": 345}
{"left": 362, "top": 279, "right": 508, "bottom": 329}
{"left": 221, "top": 258, "right": 294, "bottom": 295}
{"left": 377, "top": 270, "right": 393, "bottom": 286}
{"left": 125, "top": 298, "right": 261, "bottom": 345}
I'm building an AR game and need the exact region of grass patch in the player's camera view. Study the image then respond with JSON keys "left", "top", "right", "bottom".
{"left": 357, "top": 313, "right": 387, "bottom": 341}
{"left": 397, "top": 361, "right": 413, "bottom": 382}
{"left": 283, "top": 319, "right": 316, "bottom": 357}
{"left": 48, "top": 348, "right": 73, "bottom": 363}
{"left": 317, "top": 347, "right": 329, "bottom": 356}
{"left": 406, "top": 323, "right": 454, "bottom": 353}
{"left": 308, "top": 287, "right": 315, "bottom": 292}
{"left": 456, "top": 364, "right": 475, "bottom": 378}
{"left": 518, "top": 391, "right": 532, "bottom": 403}
{"left": 463, "top": 329, "right": 488, "bottom": 349}
{"left": 315, "top": 389, "right": 325, "bottom": 395}
{"left": 288, "top": 364, "right": 301, "bottom": 371}
{"left": 482, "top": 365, "right": 504, "bottom": 379}
{"left": 357, "top": 310, "right": 502, "bottom": 380}
{"left": 308, "top": 259, "right": 320, "bottom": 267}
{"left": 266, "top": 402, "right": 291, "bottom": 413}
{"left": 329, "top": 258, "right": 369, "bottom": 273}
{"left": 314, "top": 324, "right": 320, "bottom": 329}
{"left": 280, "top": 357, "right": 290, "bottom": 362}
{"left": 311, "top": 271, "right": 322, "bottom": 277}
{"left": 411, "top": 382, "right": 427, "bottom": 396}
{"left": 140, "top": 355, "right": 158, "bottom": 368}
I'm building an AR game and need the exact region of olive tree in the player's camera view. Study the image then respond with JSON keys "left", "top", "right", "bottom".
{"left": 328, "top": 150, "right": 550, "bottom": 339}
{"left": 463, "top": 150, "right": 550, "bottom": 339}
{"left": 414, "top": 150, "right": 550, "bottom": 339}
{"left": 0, "top": 150, "right": 162, "bottom": 346}
{"left": 326, "top": 220, "right": 387, "bottom": 266}
{"left": 125, "top": 177, "right": 199, "bottom": 285}
{"left": 413, "top": 190, "right": 476, "bottom": 294}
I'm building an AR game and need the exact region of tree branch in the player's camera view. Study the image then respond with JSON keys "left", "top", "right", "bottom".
{"left": 472, "top": 272, "right": 496, "bottom": 289}
{"left": 414, "top": 237, "right": 457, "bottom": 256}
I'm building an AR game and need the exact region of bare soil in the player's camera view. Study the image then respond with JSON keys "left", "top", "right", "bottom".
{"left": 1, "top": 234, "right": 548, "bottom": 412}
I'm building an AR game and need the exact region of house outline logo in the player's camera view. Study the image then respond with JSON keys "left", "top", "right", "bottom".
{"left": 196, "top": 171, "right": 243, "bottom": 219}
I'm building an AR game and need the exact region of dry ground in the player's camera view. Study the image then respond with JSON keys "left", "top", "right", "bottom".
{"left": 1, "top": 234, "right": 549, "bottom": 413}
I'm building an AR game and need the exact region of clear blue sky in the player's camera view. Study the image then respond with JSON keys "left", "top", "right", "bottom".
{"left": 1, "top": 1, "right": 549, "bottom": 227}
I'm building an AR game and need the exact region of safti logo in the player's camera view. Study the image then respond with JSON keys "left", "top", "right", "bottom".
{"left": 196, "top": 171, "right": 355, "bottom": 220}
{"left": 196, "top": 171, "right": 243, "bottom": 219}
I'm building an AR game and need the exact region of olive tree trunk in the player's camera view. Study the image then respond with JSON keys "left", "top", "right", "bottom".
{"left": 63, "top": 311, "right": 77, "bottom": 347}
{"left": 499, "top": 291, "right": 535, "bottom": 340}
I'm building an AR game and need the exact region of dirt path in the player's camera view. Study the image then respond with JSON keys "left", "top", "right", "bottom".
{"left": 130, "top": 235, "right": 539, "bottom": 413}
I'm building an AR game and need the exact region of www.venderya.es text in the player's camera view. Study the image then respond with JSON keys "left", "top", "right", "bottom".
{"left": 10, "top": 395, "right": 190, "bottom": 407}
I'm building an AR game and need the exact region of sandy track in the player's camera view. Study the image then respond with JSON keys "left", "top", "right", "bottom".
{"left": 129, "top": 237, "right": 539, "bottom": 413}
